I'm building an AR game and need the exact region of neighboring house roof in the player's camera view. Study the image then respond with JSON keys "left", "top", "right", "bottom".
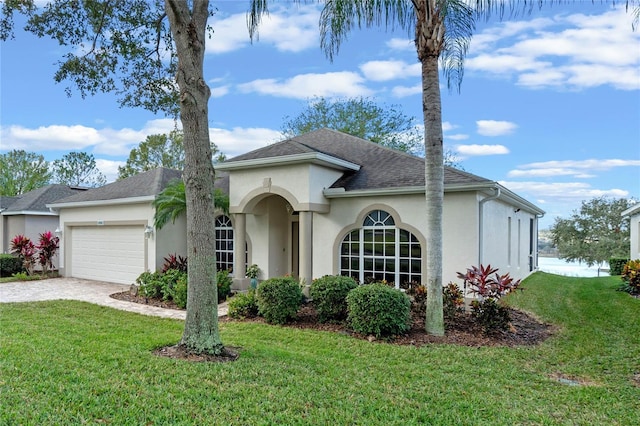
{"left": 0, "top": 185, "right": 87, "bottom": 215}
{"left": 223, "top": 128, "right": 492, "bottom": 191}
{"left": 0, "top": 195, "right": 19, "bottom": 211}
{"left": 49, "top": 168, "right": 183, "bottom": 207}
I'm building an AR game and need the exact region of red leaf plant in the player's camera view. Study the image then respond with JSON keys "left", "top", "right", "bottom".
{"left": 10, "top": 234, "right": 37, "bottom": 275}
{"left": 37, "top": 231, "right": 60, "bottom": 275}
{"left": 457, "top": 264, "right": 522, "bottom": 301}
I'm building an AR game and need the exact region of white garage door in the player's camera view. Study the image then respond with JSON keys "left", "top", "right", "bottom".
{"left": 71, "top": 225, "right": 145, "bottom": 285}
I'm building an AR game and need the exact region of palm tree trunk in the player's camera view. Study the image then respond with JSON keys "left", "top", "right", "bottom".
{"left": 417, "top": 0, "right": 445, "bottom": 336}
{"left": 165, "top": 0, "right": 223, "bottom": 355}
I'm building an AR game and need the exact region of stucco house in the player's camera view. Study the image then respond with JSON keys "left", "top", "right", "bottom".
{"left": 0, "top": 184, "right": 86, "bottom": 259}
{"left": 622, "top": 203, "right": 640, "bottom": 260}
{"left": 49, "top": 129, "right": 545, "bottom": 291}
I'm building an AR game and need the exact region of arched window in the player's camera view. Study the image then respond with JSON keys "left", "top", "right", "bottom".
{"left": 215, "top": 215, "right": 234, "bottom": 273}
{"left": 339, "top": 210, "right": 421, "bottom": 288}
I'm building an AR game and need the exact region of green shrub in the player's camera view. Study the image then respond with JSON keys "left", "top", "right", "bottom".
{"left": 256, "top": 277, "right": 303, "bottom": 324}
{"left": 0, "top": 254, "right": 24, "bottom": 277}
{"left": 217, "top": 269, "right": 233, "bottom": 302}
{"left": 11, "top": 271, "right": 30, "bottom": 281}
{"left": 136, "top": 271, "right": 164, "bottom": 299}
{"left": 471, "top": 298, "right": 511, "bottom": 335}
{"left": 609, "top": 257, "right": 629, "bottom": 276}
{"left": 443, "top": 282, "right": 465, "bottom": 319}
{"left": 160, "top": 269, "right": 186, "bottom": 301}
{"left": 346, "top": 283, "right": 411, "bottom": 338}
{"left": 228, "top": 289, "right": 259, "bottom": 319}
{"left": 173, "top": 274, "right": 188, "bottom": 309}
{"left": 310, "top": 275, "right": 358, "bottom": 322}
{"left": 619, "top": 259, "right": 640, "bottom": 296}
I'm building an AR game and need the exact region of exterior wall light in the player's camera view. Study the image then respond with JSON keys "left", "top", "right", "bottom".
{"left": 144, "top": 225, "right": 154, "bottom": 239}
{"left": 55, "top": 227, "right": 62, "bottom": 238}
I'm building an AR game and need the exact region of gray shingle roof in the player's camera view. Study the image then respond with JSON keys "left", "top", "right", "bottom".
{"left": 227, "top": 128, "right": 491, "bottom": 191}
{"left": 52, "top": 168, "right": 183, "bottom": 204}
{"left": 1, "top": 185, "right": 87, "bottom": 213}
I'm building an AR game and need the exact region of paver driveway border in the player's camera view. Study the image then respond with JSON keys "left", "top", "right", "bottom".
{"left": 0, "top": 277, "right": 228, "bottom": 319}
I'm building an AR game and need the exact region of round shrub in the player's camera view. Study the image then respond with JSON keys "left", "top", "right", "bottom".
{"left": 256, "top": 277, "right": 303, "bottom": 324}
{"left": 173, "top": 274, "right": 188, "bottom": 309}
{"left": 228, "top": 289, "right": 259, "bottom": 319}
{"left": 346, "top": 283, "right": 411, "bottom": 338}
{"left": 216, "top": 269, "right": 233, "bottom": 302}
{"left": 310, "top": 275, "right": 358, "bottom": 322}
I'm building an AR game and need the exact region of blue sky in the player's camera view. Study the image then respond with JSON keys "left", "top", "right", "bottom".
{"left": 1, "top": 2, "right": 639, "bottom": 229}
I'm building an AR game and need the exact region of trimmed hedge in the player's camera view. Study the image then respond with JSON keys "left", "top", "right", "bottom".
{"left": 0, "top": 254, "right": 23, "bottom": 277}
{"left": 256, "top": 277, "right": 303, "bottom": 324}
{"left": 609, "top": 257, "right": 630, "bottom": 276}
{"left": 346, "top": 283, "right": 411, "bottom": 338}
{"left": 310, "top": 275, "right": 358, "bottom": 322}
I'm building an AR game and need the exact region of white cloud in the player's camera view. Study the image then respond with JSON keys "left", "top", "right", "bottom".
{"left": 499, "top": 180, "right": 629, "bottom": 200}
{"left": 237, "top": 72, "right": 373, "bottom": 99}
{"left": 456, "top": 144, "right": 509, "bottom": 156}
{"left": 391, "top": 84, "right": 422, "bottom": 97}
{"left": 206, "top": 6, "right": 319, "bottom": 54}
{"left": 210, "top": 127, "right": 282, "bottom": 158}
{"left": 211, "top": 85, "right": 230, "bottom": 98}
{"left": 386, "top": 37, "right": 414, "bottom": 51}
{"left": 466, "top": 8, "right": 640, "bottom": 90}
{"left": 446, "top": 134, "right": 469, "bottom": 141}
{"left": 95, "top": 158, "right": 125, "bottom": 183}
{"left": 508, "top": 158, "right": 640, "bottom": 180}
{"left": 476, "top": 120, "right": 518, "bottom": 136}
{"left": 359, "top": 60, "right": 420, "bottom": 81}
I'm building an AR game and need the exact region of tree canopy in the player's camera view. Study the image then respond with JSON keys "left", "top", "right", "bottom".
{"left": 0, "top": 150, "right": 51, "bottom": 196}
{"left": 118, "top": 130, "right": 226, "bottom": 180}
{"left": 51, "top": 152, "right": 107, "bottom": 187}
{"left": 550, "top": 197, "right": 633, "bottom": 267}
{"left": 282, "top": 97, "right": 424, "bottom": 155}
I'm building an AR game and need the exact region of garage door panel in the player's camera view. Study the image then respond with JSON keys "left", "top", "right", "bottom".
{"left": 71, "top": 226, "right": 145, "bottom": 285}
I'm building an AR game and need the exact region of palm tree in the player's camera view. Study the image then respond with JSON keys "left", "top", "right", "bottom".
{"left": 153, "top": 178, "right": 230, "bottom": 230}
{"left": 249, "top": 0, "right": 638, "bottom": 336}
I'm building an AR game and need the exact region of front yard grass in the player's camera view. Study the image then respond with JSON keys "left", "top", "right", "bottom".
{"left": 1, "top": 272, "right": 638, "bottom": 425}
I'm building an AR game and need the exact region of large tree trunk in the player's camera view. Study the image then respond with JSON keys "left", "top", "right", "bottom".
{"left": 165, "top": 0, "right": 223, "bottom": 355}
{"left": 416, "top": 0, "right": 445, "bottom": 336}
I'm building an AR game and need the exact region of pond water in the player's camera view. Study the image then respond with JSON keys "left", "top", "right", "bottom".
{"left": 538, "top": 257, "right": 609, "bottom": 277}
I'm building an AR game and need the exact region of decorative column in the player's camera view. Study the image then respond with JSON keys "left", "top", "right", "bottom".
{"left": 233, "top": 213, "right": 247, "bottom": 290}
{"left": 299, "top": 211, "right": 312, "bottom": 295}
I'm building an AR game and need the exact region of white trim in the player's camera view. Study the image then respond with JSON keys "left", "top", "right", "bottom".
{"left": 0, "top": 210, "right": 58, "bottom": 216}
{"left": 47, "top": 195, "right": 155, "bottom": 210}
{"left": 323, "top": 182, "right": 545, "bottom": 216}
{"left": 216, "top": 152, "right": 361, "bottom": 172}
{"left": 622, "top": 203, "right": 640, "bottom": 217}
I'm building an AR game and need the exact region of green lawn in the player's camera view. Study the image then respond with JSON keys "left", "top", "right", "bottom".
{"left": 1, "top": 272, "right": 638, "bottom": 425}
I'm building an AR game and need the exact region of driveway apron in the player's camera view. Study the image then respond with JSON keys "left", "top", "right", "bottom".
{"left": 0, "top": 277, "right": 228, "bottom": 319}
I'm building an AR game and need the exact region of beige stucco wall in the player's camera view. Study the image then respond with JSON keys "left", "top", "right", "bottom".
{"left": 155, "top": 214, "right": 187, "bottom": 269}
{"left": 629, "top": 212, "right": 640, "bottom": 259}
{"left": 229, "top": 163, "right": 339, "bottom": 212}
{"left": 1, "top": 214, "right": 60, "bottom": 269}
{"left": 481, "top": 198, "right": 539, "bottom": 282}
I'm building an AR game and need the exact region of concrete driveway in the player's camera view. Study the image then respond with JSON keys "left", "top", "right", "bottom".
{"left": 0, "top": 277, "right": 227, "bottom": 319}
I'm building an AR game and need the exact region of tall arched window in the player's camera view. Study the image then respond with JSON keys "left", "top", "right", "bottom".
{"left": 339, "top": 210, "right": 421, "bottom": 288}
{"left": 215, "top": 215, "right": 234, "bottom": 272}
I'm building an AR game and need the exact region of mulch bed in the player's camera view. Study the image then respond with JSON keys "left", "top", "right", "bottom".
{"left": 111, "top": 291, "right": 555, "bottom": 348}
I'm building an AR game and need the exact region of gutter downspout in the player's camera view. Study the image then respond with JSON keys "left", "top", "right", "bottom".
{"left": 478, "top": 187, "right": 501, "bottom": 266}
{"left": 533, "top": 212, "right": 545, "bottom": 271}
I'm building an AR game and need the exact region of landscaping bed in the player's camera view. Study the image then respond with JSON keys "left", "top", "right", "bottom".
{"left": 110, "top": 290, "right": 554, "bottom": 348}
